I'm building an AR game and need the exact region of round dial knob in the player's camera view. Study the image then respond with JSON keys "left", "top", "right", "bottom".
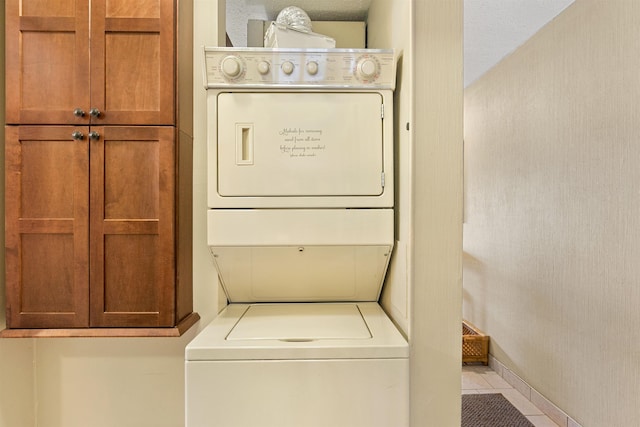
{"left": 221, "top": 55, "right": 243, "bottom": 78}
{"left": 306, "top": 61, "right": 319, "bottom": 75}
{"left": 281, "top": 61, "right": 294, "bottom": 75}
{"left": 356, "top": 57, "right": 379, "bottom": 80}
{"left": 257, "top": 61, "right": 270, "bottom": 75}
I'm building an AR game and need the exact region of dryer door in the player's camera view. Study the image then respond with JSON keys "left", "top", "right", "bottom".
{"left": 216, "top": 92, "right": 384, "bottom": 197}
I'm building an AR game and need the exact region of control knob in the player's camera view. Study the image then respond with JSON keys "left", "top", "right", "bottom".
{"left": 306, "top": 61, "right": 319, "bottom": 76}
{"left": 221, "top": 55, "right": 244, "bottom": 79}
{"left": 356, "top": 57, "right": 380, "bottom": 81}
{"left": 281, "top": 61, "right": 295, "bottom": 75}
{"left": 257, "top": 61, "right": 270, "bottom": 75}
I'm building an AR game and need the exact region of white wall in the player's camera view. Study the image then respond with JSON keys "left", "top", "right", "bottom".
{"left": 464, "top": 2, "right": 640, "bottom": 425}
{"left": 463, "top": 0, "right": 574, "bottom": 87}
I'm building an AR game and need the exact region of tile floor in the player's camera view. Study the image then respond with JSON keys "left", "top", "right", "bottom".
{"left": 462, "top": 364, "right": 561, "bottom": 427}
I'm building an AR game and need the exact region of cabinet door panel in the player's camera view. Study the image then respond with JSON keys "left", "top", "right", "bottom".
{"left": 106, "top": 0, "right": 161, "bottom": 17}
{"left": 4, "top": 126, "right": 90, "bottom": 328}
{"left": 21, "top": 234, "right": 76, "bottom": 313}
{"left": 90, "top": 0, "right": 175, "bottom": 125}
{"left": 22, "top": 0, "right": 77, "bottom": 16}
{"left": 5, "top": 0, "right": 90, "bottom": 125}
{"left": 103, "top": 235, "right": 158, "bottom": 313}
{"left": 90, "top": 126, "right": 176, "bottom": 327}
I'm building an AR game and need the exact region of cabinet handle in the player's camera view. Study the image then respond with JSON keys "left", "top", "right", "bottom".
{"left": 73, "top": 108, "right": 86, "bottom": 117}
{"left": 89, "top": 131, "right": 100, "bottom": 141}
{"left": 89, "top": 108, "right": 101, "bottom": 118}
{"left": 71, "top": 131, "right": 84, "bottom": 140}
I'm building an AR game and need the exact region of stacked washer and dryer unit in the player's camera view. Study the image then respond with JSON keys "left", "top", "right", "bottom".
{"left": 185, "top": 47, "right": 409, "bottom": 427}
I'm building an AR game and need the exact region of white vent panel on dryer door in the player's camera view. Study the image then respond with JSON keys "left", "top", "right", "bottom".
{"left": 216, "top": 92, "right": 384, "bottom": 197}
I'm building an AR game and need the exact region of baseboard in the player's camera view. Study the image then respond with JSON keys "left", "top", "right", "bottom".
{"left": 488, "top": 354, "right": 582, "bottom": 427}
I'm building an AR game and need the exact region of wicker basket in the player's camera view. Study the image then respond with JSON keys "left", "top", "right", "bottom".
{"left": 462, "top": 320, "right": 489, "bottom": 365}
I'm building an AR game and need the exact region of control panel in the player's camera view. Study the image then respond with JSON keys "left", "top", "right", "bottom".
{"left": 203, "top": 47, "right": 396, "bottom": 89}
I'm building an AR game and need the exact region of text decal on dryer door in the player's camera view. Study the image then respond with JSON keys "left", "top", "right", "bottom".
{"left": 216, "top": 92, "right": 384, "bottom": 197}
{"left": 278, "top": 127, "right": 326, "bottom": 158}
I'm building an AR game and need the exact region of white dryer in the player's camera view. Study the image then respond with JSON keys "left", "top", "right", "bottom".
{"left": 186, "top": 47, "right": 409, "bottom": 427}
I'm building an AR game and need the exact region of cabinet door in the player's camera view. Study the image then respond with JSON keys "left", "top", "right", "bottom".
{"left": 5, "top": 0, "right": 91, "bottom": 125}
{"left": 89, "top": 126, "right": 176, "bottom": 327}
{"left": 90, "top": 0, "right": 176, "bottom": 125}
{"left": 4, "top": 126, "right": 90, "bottom": 328}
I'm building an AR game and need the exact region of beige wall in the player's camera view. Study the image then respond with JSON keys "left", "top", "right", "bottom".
{"left": 411, "top": 1, "right": 463, "bottom": 426}
{"left": 0, "top": 340, "right": 34, "bottom": 427}
{"left": 368, "top": 0, "right": 412, "bottom": 336}
{"left": 464, "top": 2, "right": 640, "bottom": 426}
{"left": 370, "top": 3, "right": 464, "bottom": 425}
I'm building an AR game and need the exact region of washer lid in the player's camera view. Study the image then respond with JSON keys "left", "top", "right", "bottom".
{"left": 185, "top": 303, "right": 408, "bottom": 360}
{"left": 227, "top": 303, "right": 371, "bottom": 341}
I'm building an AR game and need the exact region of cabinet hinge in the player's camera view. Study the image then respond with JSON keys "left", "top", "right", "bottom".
{"left": 381, "top": 104, "right": 385, "bottom": 119}
{"left": 381, "top": 171, "right": 386, "bottom": 188}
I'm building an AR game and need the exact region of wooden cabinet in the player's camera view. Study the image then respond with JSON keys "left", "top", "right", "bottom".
{"left": 3, "top": 0, "right": 197, "bottom": 336}
{"left": 5, "top": 0, "right": 175, "bottom": 126}
{"left": 89, "top": 126, "right": 177, "bottom": 328}
{"left": 4, "top": 126, "right": 90, "bottom": 328}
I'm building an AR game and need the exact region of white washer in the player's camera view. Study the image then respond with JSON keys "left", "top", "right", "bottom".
{"left": 186, "top": 48, "right": 408, "bottom": 427}
{"left": 186, "top": 303, "right": 408, "bottom": 427}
